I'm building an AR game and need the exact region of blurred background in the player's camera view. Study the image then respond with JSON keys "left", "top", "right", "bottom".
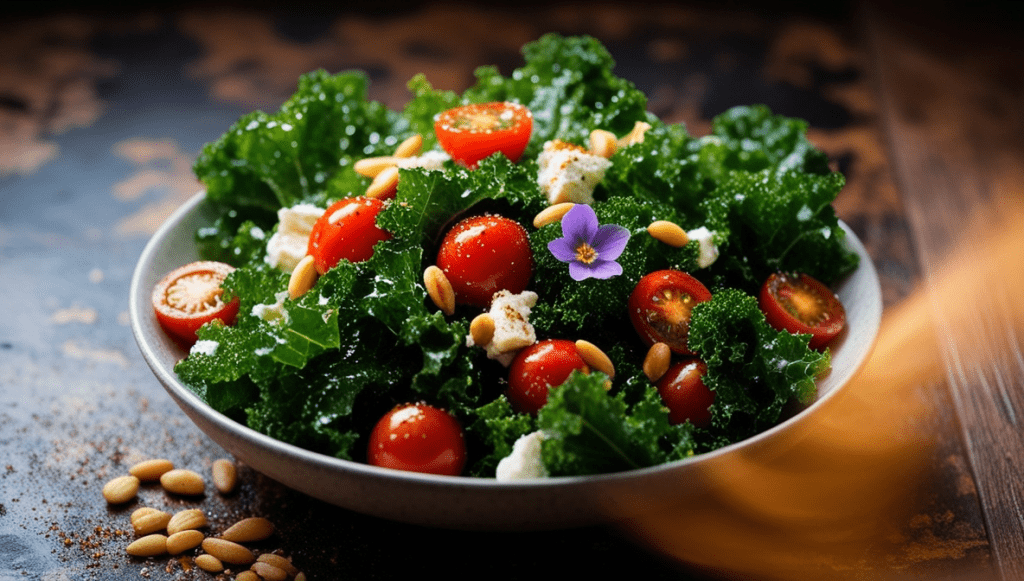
{"left": 2, "top": 1, "right": 1022, "bottom": 579}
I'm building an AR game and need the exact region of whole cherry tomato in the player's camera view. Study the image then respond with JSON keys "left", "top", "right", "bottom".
{"left": 507, "top": 339, "right": 589, "bottom": 414}
{"left": 759, "top": 272, "right": 846, "bottom": 350}
{"left": 367, "top": 403, "right": 467, "bottom": 476}
{"left": 436, "top": 214, "right": 533, "bottom": 308}
{"left": 656, "top": 358, "right": 715, "bottom": 428}
{"left": 307, "top": 196, "right": 391, "bottom": 274}
{"left": 151, "top": 261, "right": 239, "bottom": 347}
{"left": 434, "top": 102, "right": 533, "bottom": 168}
{"left": 628, "top": 270, "right": 712, "bottom": 355}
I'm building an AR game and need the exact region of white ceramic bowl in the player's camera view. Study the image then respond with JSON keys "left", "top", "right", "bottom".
{"left": 130, "top": 192, "right": 882, "bottom": 531}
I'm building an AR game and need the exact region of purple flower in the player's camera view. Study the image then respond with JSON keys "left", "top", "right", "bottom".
{"left": 547, "top": 204, "right": 630, "bottom": 281}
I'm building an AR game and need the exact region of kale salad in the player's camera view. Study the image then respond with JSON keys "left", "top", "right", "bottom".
{"left": 164, "top": 33, "right": 858, "bottom": 479}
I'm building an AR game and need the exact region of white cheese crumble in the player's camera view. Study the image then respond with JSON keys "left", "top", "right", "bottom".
{"left": 686, "top": 226, "right": 720, "bottom": 268}
{"left": 251, "top": 291, "right": 290, "bottom": 325}
{"left": 536, "top": 139, "right": 611, "bottom": 205}
{"left": 190, "top": 340, "right": 219, "bottom": 357}
{"left": 495, "top": 431, "right": 548, "bottom": 481}
{"left": 394, "top": 150, "right": 450, "bottom": 171}
{"left": 264, "top": 204, "right": 325, "bottom": 273}
{"left": 466, "top": 290, "right": 538, "bottom": 367}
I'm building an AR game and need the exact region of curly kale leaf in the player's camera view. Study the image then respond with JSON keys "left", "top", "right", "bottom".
{"left": 464, "top": 396, "right": 536, "bottom": 477}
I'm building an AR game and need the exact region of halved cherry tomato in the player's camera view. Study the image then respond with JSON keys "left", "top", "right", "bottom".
{"left": 307, "top": 196, "right": 391, "bottom": 275}
{"left": 507, "top": 339, "right": 589, "bottom": 414}
{"left": 656, "top": 358, "right": 715, "bottom": 428}
{"left": 759, "top": 272, "right": 846, "bottom": 350}
{"left": 434, "top": 102, "right": 533, "bottom": 168}
{"left": 628, "top": 270, "right": 713, "bottom": 355}
{"left": 152, "top": 261, "right": 239, "bottom": 347}
{"left": 367, "top": 403, "right": 467, "bottom": 476}
{"left": 436, "top": 214, "right": 533, "bottom": 308}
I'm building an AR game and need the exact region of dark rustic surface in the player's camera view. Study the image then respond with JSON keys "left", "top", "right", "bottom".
{"left": 1, "top": 1, "right": 1021, "bottom": 579}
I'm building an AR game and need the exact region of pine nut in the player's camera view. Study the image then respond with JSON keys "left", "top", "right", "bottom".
{"left": 589, "top": 129, "right": 618, "bottom": 158}
{"left": 643, "top": 342, "right": 672, "bottom": 383}
{"left": 131, "top": 508, "right": 171, "bottom": 536}
{"left": 647, "top": 220, "right": 690, "bottom": 247}
{"left": 166, "top": 529, "right": 205, "bottom": 555}
{"left": 125, "top": 534, "right": 167, "bottom": 557}
{"left": 575, "top": 340, "right": 615, "bottom": 379}
{"left": 295, "top": 573, "right": 307, "bottom": 581}
{"left": 160, "top": 469, "right": 205, "bottom": 496}
{"left": 532, "top": 202, "right": 575, "bottom": 228}
{"left": 619, "top": 120, "right": 652, "bottom": 146}
{"left": 393, "top": 133, "right": 423, "bottom": 158}
{"left": 353, "top": 156, "right": 398, "bottom": 177}
{"left": 102, "top": 475, "right": 139, "bottom": 504}
{"left": 256, "top": 554, "right": 299, "bottom": 577}
{"left": 195, "top": 553, "right": 224, "bottom": 573}
{"left": 251, "top": 562, "right": 288, "bottom": 581}
{"left": 212, "top": 458, "right": 238, "bottom": 494}
{"left": 221, "top": 517, "right": 274, "bottom": 543}
{"left": 365, "top": 165, "right": 399, "bottom": 199}
{"left": 236, "top": 572, "right": 261, "bottom": 581}
{"left": 424, "top": 265, "right": 455, "bottom": 316}
{"left": 202, "top": 538, "right": 256, "bottom": 565}
{"left": 166, "top": 508, "right": 208, "bottom": 536}
{"left": 129, "top": 459, "right": 174, "bottom": 482}
{"left": 288, "top": 255, "right": 318, "bottom": 300}
{"left": 469, "top": 314, "right": 495, "bottom": 346}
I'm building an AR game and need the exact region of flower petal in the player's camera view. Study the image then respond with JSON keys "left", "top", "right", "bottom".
{"left": 585, "top": 259, "right": 623, "bottom": 280}
{"left": 547, "top": 237, "right": 577, "bottom": 263}
{"left": 567, "top": 260, "right": 593, "bottom": 281}
{"left": 561, "top": 204, "right": 599, "bottom": 244}
{"left": 591, "top": 224, "right": 630, "bottom": 261}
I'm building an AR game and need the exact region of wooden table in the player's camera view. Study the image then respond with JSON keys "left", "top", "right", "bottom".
{"left": 2, "top": 2, "right": 1021, "bottom": 579}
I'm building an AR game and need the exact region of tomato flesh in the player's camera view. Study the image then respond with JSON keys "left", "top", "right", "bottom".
{"left": 507, "top": 339, "right": 589, "bottom": 414}
{"left": 656, "top": 358, "right": 715, "bottom": 428}
{"left": 307, "top": 196, "right": 391, "bottom": 274}
{"left": 152, "top": 261, "right": 239, "bottom": 347}
{"left": 434, "top": 102, "right": 533, "bottom": 168}
{"left": 436, "top": 214, "right": 533, "bottom": 308}
{"left": 367, "top": 403, "right": 467, "bottom": 476}
{"left": 759, "top": 272, "right": 846, "bottom": 350}
{"left": 628, "top": 270, "right": 712, "bottom": 355}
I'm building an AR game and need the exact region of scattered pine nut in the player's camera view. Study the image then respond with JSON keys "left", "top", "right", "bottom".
{"left": 619, "top": 120, "right": 652, "bottom": 146}
{"left": 288, "top": 255, "right": 318, "bottom": 300}
{"left": 575, "top": 340, "right": 615, "bottom": 379}
{"left": 125, "top": 534, "right": 167, "bottom": 557}
{"left": 643, "top": 342, "right": 672, "bottom": 383}
{"left": 353, "top": 156, "right": 398, "bottom": 177}
{"left": 647, "top": 220, "right": 690, "bottom": 247}
{"left": 102, "top": 475, "right": 140, "bottom": 504}
{"left": 212, "top": 458, "right": 238, "bottom": 494}
{"left": 166, "top": 529, "right": 205, "bottom": 555}
{"left": 195, "top": 553, "right": 224, "bottom": 573}
{"left": 202, "top": 538, "right": 256, "bottom": 565}
{"left": 128, "top": 459, "right": 174, "bottom": 482}
{"left": 588, "top": 129, "right": 618, "bottom": 158}
{"left": 469, "top": 314, "right": 495, "bottom": 346}
{"left": 160, "top": 469, "right": 205, "bottom": 496}
{"left": 295, "top": 573, "right": 307, "bottom": 581}
{"left": 251, "top": 562, "right": 288, "bottom": 581}
{"left": 221, "top": 517, "right": 275, "bottom": 543}
{"left": 424, "top": 265, "right": 455, "bottom": 316}
{"left": 365, "top": 165, "right": 399, "bottom": 199}
{"left": 130, "top": 507, "right": 171, "bottom": 536}
{"left": 393, "top": 133, "right": 423, "bottom": 158}
{"left": 236, "top": 572, "right": 261, "bottom": 581}
{"left": 532, "top": 202, "right": 575, "bottom": 228}
{"left": 166, "top": 508, "right": 208, "bottom": 536}
{"left": 256, "top": 554, "right": 299, "bottom": 577}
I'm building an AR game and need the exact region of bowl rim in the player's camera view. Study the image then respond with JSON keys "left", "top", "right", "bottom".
{"left": 130, "top": 191, "right": 882, "bottom": 491}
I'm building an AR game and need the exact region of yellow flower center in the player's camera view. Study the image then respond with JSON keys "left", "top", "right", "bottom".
{"left": 575, "top": 243, "right": 597, "bottom": 264}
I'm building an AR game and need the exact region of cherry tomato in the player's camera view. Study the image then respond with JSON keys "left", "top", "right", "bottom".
{"left": 759, "top": 272, "right": 846, "bottom": 350}
{"left": 307, "top": 196, "right": 391, "bottom": 274}
{"left": 434, "top": 102, "right": 533, "bottom": 168}
{"left": 628, "top": 270, "right": 712, "bottom": 355}
{"left": 436, "top": 214, "right": 533, "bottom": 308}
{"left": 656, "top": 358, "right": 715, "bottom": 428}
{"left": 507, "top": 339, "right": 589, "bottom": 414}
{"left": 367, "top": 403, "right": 467, "bottom": 476}
{"left": 151, "top": 261, "right": 239, "bottom": 346}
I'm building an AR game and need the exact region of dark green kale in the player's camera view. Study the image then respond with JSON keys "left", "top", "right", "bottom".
{"left": 464, "top": 396, "right": 536, "bottom": 477}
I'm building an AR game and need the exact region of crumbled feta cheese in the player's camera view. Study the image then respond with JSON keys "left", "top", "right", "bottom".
{"left": 264, "top": 204, "right": 324, "bottom": 272}
{"left": 686, "top": 226, "right": 720, "bottom": 268}
{"left": 394, "top": 150, "right": 450, "bottom": 171}
{"left": 251, "top": 291, "right": 290, "bottom": 324}
{"left": 536, "top": 139, "right": 612, "bottom": 205}
{"left": 190, "top": 340, "right": 219, "bottom": 357}
{"left": 466, "top": 290, "right": 538, "bottom": 367}
{"left": 496, "top": 431, "right": 547, "bottom": 481}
